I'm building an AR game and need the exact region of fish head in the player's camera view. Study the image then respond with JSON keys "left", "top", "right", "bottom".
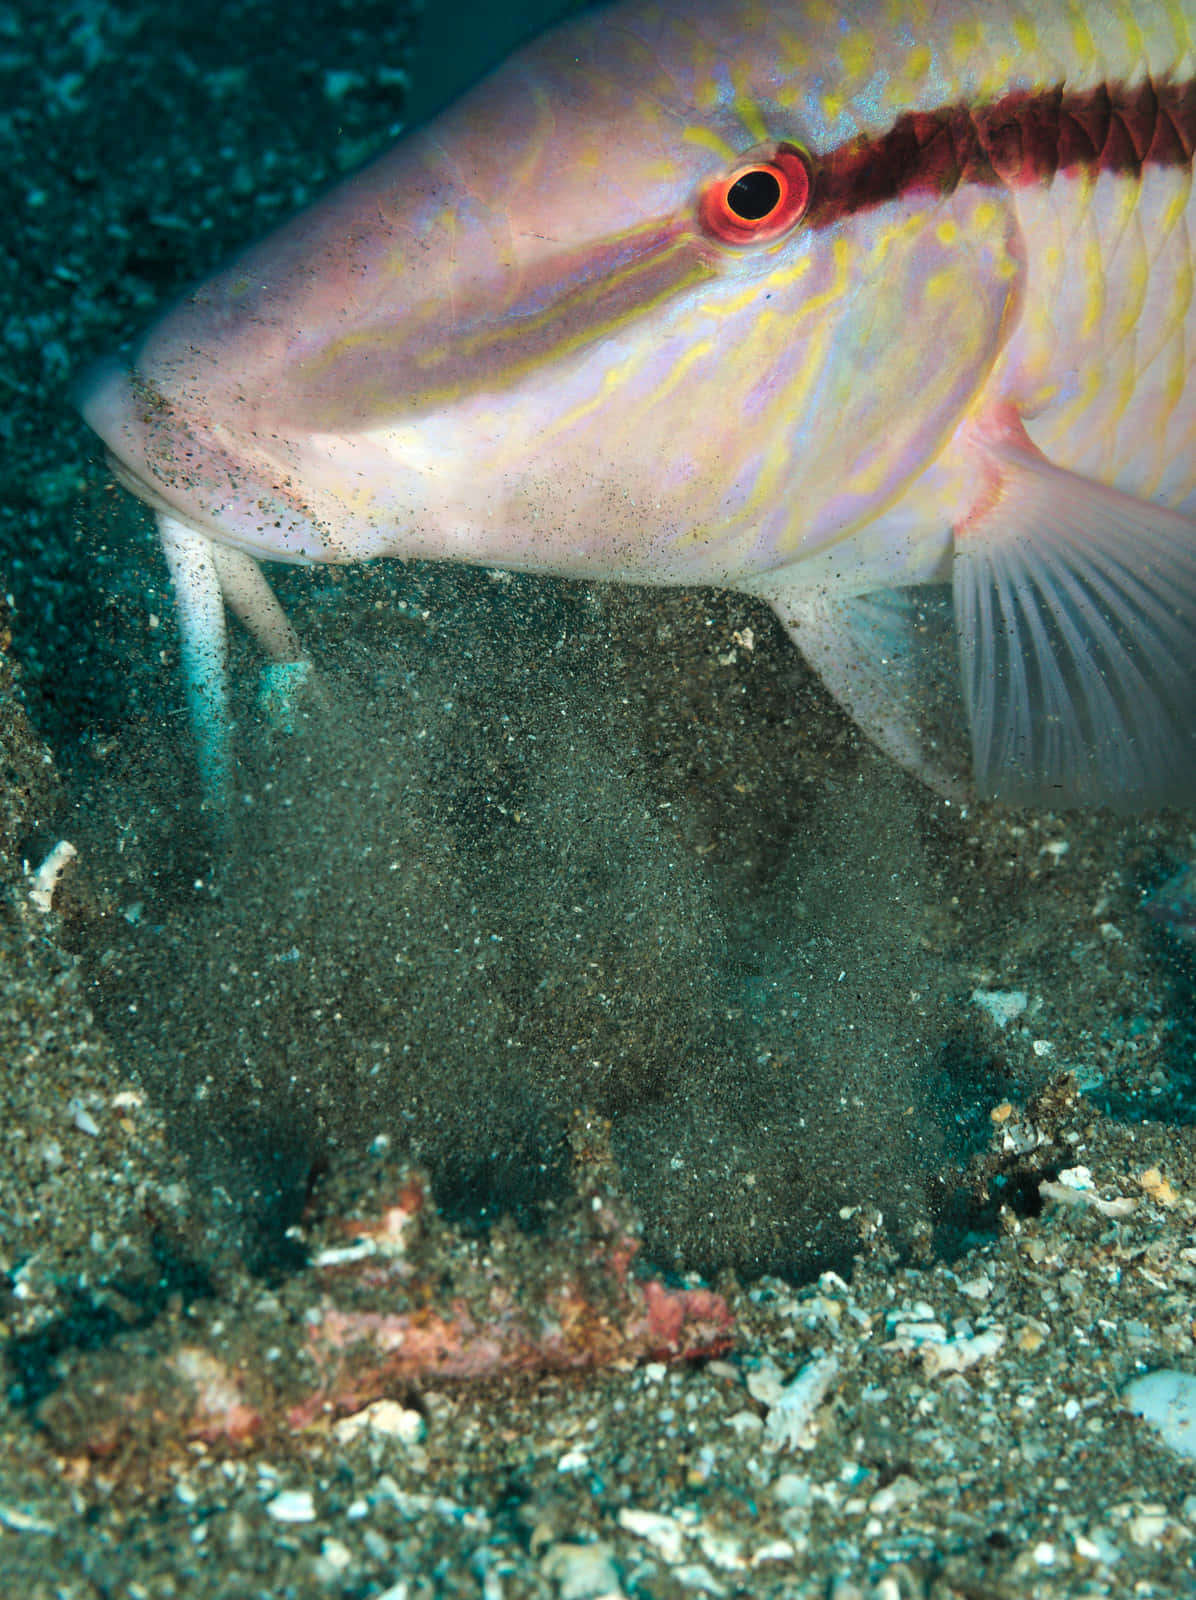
{"left": 78, "top": 1, "right": 1019, "bottom": 591}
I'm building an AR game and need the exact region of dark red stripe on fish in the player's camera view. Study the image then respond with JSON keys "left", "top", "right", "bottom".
{"left": 807, "top": 77, "right": 1196, "bottom": 227}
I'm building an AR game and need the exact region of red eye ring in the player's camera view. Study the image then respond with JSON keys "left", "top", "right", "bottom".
{"left": 698, "top": 143, "right": 812, "bottom": 245}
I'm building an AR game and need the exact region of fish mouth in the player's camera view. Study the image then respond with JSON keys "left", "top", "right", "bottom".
{"left": 74, "top": 353, "right": 173, "bottom": 511}
{"left": 75, "top": 352, "right": 220, "bottom": 524}
{"left": 74, "top": 352, "right": 332, "bottom": 564}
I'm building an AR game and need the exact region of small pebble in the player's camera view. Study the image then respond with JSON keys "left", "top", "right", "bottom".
{"left": 331, "top": 1398, "right": 425, "bottom": 1446}
{"left": 265, "top": 1489, "right": 316, "bottom": 1523}
{"left": 1123, "top": 1369, "right": 1196, "bottom": 1459}
{"left": 540, "top": 1540, "right": 623, "bottom": 1599}
{"left": 617, "top": 1507, "right": 685, "bottom": 1563}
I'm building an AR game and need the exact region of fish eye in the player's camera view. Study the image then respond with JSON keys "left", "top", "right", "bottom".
{"left": 699, "top": 144, "right": 812, "bottom": 245}
{"left": 728, "top": 169, "right": 782, "bottom": 218}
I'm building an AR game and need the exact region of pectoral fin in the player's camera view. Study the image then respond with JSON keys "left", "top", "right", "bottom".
{"left": 954, "top": 420, "right": 1196, "bottom": 810}
{"left": 766, "top": 584, "right": 974, "bottom": 800}
{"left": 757, "top": 419, "right": 1196, "bottom": 812}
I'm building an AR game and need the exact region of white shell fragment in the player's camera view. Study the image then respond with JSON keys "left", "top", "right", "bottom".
{"left": 331, "top": 1398, "right": 426, "bottom": 1447}
{"left": 0, "top": 1503, "right": 55, "bottom": 1534}
{"left": 27, "top": 839, "right": 77, "bottom": 913}
{"left": 264, "top": 1488, "right": 317, "bottom": 1523}
{"left": 763, "top": 1353, "right": 841, "bottom": 1451}
{"left": 617, "top": 1508, "right": 687, "bottom": 1564}
{"left": 921, "top": 1326, "right": 1005, "bottom": 1378}
{"left": 1039, "top": 1175, "right": 1136, "bottom": 1218}
{"left": 67, "top": 1098, "right": 100, "bottom": 1137}
{"left": 1056, "top": 1164, "right": 1094, "bottom": 1191}
{"left": 970, "top": 988, "right": 1028, "bottom": 1028}
{"left": 1123, "top": 1370, "right": 1196, "bottom": 1459}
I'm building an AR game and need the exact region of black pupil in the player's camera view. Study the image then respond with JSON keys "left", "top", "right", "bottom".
{"left": 726, "top": 168, "right": 781, "bottom": 220}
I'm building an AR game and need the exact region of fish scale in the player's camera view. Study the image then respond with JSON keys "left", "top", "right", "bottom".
{"left": 76, "top": 0, "right": 1196, "bottom": 812}
{"left": 996, "top": 167, "right": 1194, "bottom": 497}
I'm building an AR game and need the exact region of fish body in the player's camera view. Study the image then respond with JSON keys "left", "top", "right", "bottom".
{"left": 77, "top": 0, "right": 1196, "bottom": 809}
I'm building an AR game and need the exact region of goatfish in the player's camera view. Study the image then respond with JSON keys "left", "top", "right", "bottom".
{"left": 77, "top": 0, "right": 1196, "bottom": 812}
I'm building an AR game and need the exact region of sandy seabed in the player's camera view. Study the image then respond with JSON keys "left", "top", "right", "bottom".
{"left": 2, "top": 0, "right": 1196, "bottom": 1593}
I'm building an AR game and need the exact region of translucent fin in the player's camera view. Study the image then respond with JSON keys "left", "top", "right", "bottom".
{"left": 954, "top": 440, "right": 1196, "bottom": 810}
{"left": 766, "top": 584, "right": 973, "bottom": 800}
